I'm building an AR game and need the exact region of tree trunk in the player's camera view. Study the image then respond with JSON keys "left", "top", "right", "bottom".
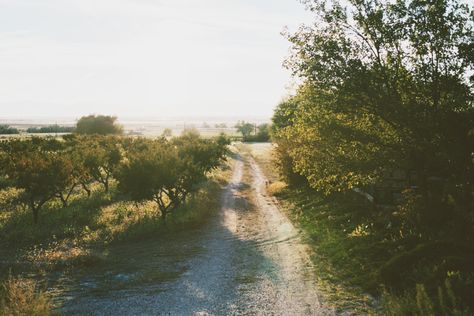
{"left": 82, "top": 183, "right": 91, "bottom": 197}
{"left": 59, "top": 194, "right": 68, "bottom": 207}
{"left": 161, "top": 208, "right": 168, "bottom": 223}
{"left": 32, "top": 206, "right": 39, "bottom": 224}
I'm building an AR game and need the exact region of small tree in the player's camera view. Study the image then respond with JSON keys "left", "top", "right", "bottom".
{"left": 117, "top": 141, "right": 181, "bottom": 220}
{"left": 62, "top": 134, "right": 95, "bottom": 197}
{"left": 118, "top": 135, "right": 228, "bottom": 220}
{"left": 162, "top": 128, "right": 173, "bottom": 138}
{"left": 235, "top": 121, "right": 255, "bottom": 139}
{"left": 172, "top": 132, "right": 229, "bottom": 202}
{"left": 52, "top": 154, "right": 77, "bottom": 207}
{"left": 5, "top": 148, "right": 71, "bottom": 223}
{"left": 80, "top": 136, "right": 122, "bottom": 193}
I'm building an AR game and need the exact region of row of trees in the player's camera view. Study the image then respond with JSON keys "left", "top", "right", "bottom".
{"left": 0, "top": 115, "right": 121, "bottom": 135}
{"left": 0, "top": 125, "right": 19, "bottom": 135}
{"left": 26, "top": 125, "right": 75, "bottom": 134}
{"left": 273, "top": 0, "right": 473, "bottom": 309}
{"left": 0, "top": 132, "right": 229, "bottom": 224}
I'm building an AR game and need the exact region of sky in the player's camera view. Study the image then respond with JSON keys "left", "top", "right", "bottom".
{"left": 0, "top": 0, "right": 312, "bottom": 119}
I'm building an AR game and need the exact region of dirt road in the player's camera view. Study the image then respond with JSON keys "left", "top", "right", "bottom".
{"left": 58, "top": 152, "right": 333, "bottom": 315}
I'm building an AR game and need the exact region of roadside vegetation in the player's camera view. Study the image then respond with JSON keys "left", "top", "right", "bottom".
{"left": 272, "top": 0, "right": 474, "bottom": 314}
{"left": 0, "top": 122, "right": 230, "bottom": 312}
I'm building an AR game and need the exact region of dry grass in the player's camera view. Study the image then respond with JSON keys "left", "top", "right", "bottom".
{"left": 267, "top": 181, "right": 287, "bottom": 196}
{"left": 0, "top": 276, "right": 52, "bottom": 316}
{"left": 209, "top": 151, "right": 236, "bottom": 187}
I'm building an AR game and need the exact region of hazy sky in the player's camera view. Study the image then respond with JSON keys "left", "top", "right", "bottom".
{"left": 0, "top": 0, "right": 312, "bottom": 118}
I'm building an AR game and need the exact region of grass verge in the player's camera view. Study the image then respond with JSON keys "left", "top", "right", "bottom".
{"left": 244, "top": 142, "right": 473, "bottom": 315}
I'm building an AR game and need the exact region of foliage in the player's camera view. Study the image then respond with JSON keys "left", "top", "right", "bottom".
{"left": 272, "top": 0, "right": 474, "bottom": 311}
{"left": 272, "top": 98, "right": 309, "bottom": 186}
{"left": 235, "top": 121, "right": 271, "bottom": 142}
{"left": 0, "top": 133, "right": 230, "bottom": 294}
{"left": 382, "top": 280, "right": 472, "bottom": 316}
{"left": 76, "top": 136, "right": 122, "bottom": 193}
{"left": 27, "top": 125, "right": 75, "bottom": 134}
{"left": 0, "top": 125, "right": 19, "bottom": 135}
{"left": 0, "top": 132, "right": 228, "bottom": 225}
{"left": 235, "top": 121, "right": 255, "bottom": 138}
{"left": 1, "top": 138, "right": 75, "bottom": 223}
{"left": 75, "top": 115, "right": 123, "bottom": 135}
{"left": 117, "top": 133, "right": 229, "bottom": 219}
{"left": 162, "top": 128, "right": 172, "bottom": 138}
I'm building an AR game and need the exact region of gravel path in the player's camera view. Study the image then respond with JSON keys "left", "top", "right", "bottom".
{"left": 58, "top": 154, "right": 333, "bottom": 315}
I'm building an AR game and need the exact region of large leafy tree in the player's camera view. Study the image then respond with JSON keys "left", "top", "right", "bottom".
{"left": 275, "top": 0, "right": 473, "bottom": 234}
{"left": 272, "top": 0, "right": 474, "bottom": 307}
{"left": 75, "top": 115, "right": 123, "bottom": 135}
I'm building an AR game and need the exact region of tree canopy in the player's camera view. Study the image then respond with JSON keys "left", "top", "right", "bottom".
{"left": 75, "top": 115, "right": 123, "bottom": 135}
{"left": 0, "top": 133, "right": 229, "bottom": 224}
{"left": 272, "top": 0, "right": 474, "bottom": 309}
{"left": 0, "top": 125, "right": 19, "bottom": 135}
